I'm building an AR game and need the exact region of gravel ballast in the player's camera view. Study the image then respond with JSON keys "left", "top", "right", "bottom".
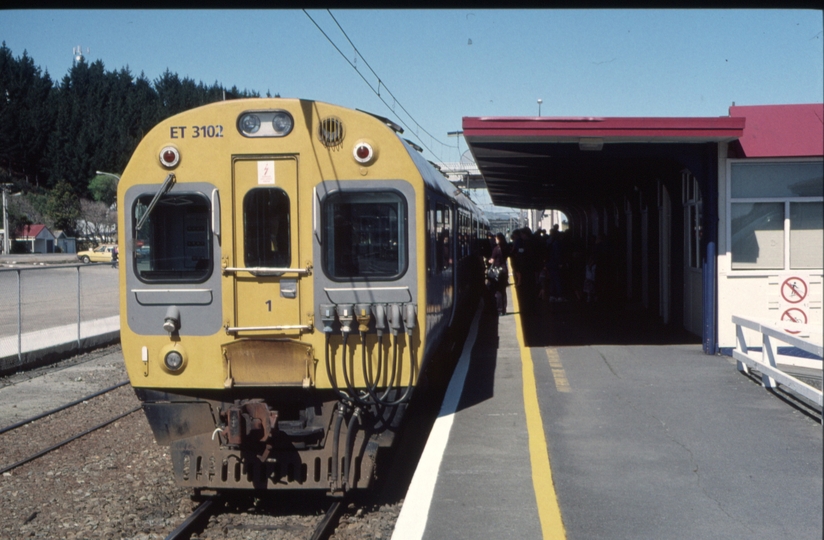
{"left": 0, "top": 345, "right": 405, "bottom": 539}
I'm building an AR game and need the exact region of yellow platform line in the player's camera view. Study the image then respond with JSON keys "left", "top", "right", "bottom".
{"left": 511, "top": 287, "right": 567, "bottom": 539}
{"left": 546, "top": 348, "right": 571, "bottom": 393}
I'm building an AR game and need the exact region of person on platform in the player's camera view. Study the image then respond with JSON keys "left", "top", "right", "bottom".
{"left": 487, "top": 233, "right": 509, "bottom": 316}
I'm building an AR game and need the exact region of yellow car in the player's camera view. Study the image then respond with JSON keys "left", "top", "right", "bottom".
{"left": 77, "top": 244, "right": 116, "bottom": 264}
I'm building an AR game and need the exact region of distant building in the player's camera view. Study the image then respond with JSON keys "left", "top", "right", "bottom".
{"left": 52, "top": 230, "right": 77, "bottom": 254}
{"left": 13, "top": 224, "right": 55, "bottom": 254}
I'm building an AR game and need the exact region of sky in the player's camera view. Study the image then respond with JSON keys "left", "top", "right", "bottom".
{"left": 1, "top": 9, "right": 822, "bottom": 212}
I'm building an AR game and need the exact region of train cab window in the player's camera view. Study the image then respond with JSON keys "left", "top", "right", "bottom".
{"left": 323, "top": 191, "right": 407, "bottom": 280}
{"left": 244, "top": 188, "right": 291, "bottom": 268}
{"left": 133, "top": 193, "right": 212, "bottom": 282}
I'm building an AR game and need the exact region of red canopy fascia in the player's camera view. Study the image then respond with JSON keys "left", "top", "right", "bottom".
{"left": 462, "top": 115, "right": 745, "bottom": 143}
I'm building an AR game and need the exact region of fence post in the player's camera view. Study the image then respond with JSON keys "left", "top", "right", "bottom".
{"left": 761, "top": 332, "right": 778, "bottom": 388}
{"left": 16, "top": 268, "right": 21, "bottom": 364}
{"left": 77, "top": 265, "right": 81, "bottom": 347}
{"left": 735, "top": 323, "right": 749, "bottom": 374}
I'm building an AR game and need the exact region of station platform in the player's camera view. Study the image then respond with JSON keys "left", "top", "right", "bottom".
{"left": 393, "top": 285, "right": 823, "bottom": 540}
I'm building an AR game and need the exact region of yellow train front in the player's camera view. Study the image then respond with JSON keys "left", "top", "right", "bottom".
{"left": 118, "top": 98, "right": 487, "bottom": 493}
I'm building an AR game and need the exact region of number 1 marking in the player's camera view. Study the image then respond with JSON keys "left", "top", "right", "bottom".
{"left": 265, "top": 300, "right": 272, "bottom": 311}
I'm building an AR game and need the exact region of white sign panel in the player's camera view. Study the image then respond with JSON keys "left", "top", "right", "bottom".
{"left": 258, "top": 161, "right": 275, "bottom": 185}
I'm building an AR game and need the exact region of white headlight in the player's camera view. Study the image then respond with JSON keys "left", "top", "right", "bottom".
{"left": 239, "top": 114, "right": 261, "bottom": 134}
{"left": 272, "top": 112, "right": 293, "bottom": 135}
{"left": 238, "top": 110, "right": 294, "bottom": 138}
{"left": 164, "top": 350, "right": 184, "bottom": 371}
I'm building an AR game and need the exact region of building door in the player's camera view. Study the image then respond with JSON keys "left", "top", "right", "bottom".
{"left": 683, "top": 172, "right": 703, "bottom": 336}
{"left": 641, "top": 194, "right": 649, "bottom": 310}
{"left": 658, "top": 182, "right": 671, "bottom": 324}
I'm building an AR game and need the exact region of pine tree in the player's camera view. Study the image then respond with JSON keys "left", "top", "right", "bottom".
{"left": 46, "top": 180, "right": 81, "bottom": 236}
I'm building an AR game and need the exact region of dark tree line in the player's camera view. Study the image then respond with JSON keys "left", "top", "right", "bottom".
{"left": 0, "top": 43, "right": 260, "bottom": 238}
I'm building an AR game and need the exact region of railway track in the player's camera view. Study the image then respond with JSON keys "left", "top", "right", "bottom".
{"left": 0, "top": 381, "right": 139, "bottom": 474}
{"left": 0, "top": 381, "right": 129, "bottom": 435}
{"left": 165, "top": 495, "right": 348, "bottom": 540}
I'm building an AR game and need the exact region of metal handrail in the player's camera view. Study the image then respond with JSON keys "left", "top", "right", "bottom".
{"left": 0, "top": 264, "right": 118, "bottom": 368}
{"left": 0, "top": 262, "right": 87, "bottom": 273}
{"left": 731, "top": 314, "right": 822, "bottom": 409}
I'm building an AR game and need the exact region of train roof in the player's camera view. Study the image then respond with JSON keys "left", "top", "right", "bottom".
{"left": 397, "top": 135, "right": 485, "bottom": 219}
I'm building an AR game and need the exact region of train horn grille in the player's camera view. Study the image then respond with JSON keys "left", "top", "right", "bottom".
{"left": 318, "top": 117, "right": 345, "bottom": 148}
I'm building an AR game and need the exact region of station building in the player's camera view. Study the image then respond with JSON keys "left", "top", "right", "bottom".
{"left": 461, "top": 103, "right": 823, "bottom": 355}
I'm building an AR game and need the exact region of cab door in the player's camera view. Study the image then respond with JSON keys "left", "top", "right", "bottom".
{"left": 230, "top": 156, "right": 304, "bottom": 334}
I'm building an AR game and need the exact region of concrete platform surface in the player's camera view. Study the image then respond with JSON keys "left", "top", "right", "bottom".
{"left": 395, "top": 288, "right": 823, "bottom": 540}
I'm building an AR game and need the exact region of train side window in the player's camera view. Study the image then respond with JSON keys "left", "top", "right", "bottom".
{"left": 133, "top": 193, "right": 212, "bottom": 282}
{"left": 244, "top": 188, "right": 291, "bottom": 268}
{"left": 435, "top": 203, "right": 445, "bottom": 272}
{"left": 426, "top": 198, "right": 433, "bottom": 274}
{"left": 323, "top": 190, "right": 407, "bottom": 280}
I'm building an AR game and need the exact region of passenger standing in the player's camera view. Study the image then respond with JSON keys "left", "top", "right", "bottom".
{"left": 546, "top": 227, "right": 563, "bottom": 301}
{"left": 488, "top": 233, "right": 509, "bottom": 315}
{"left": 521, "top": 228, "right": 541, "bottom": 313}
{"left": 593, "top": 234, "right": 612, "bottom": 302}
{"left": 583, "top": 254, "right": 597, "bottom": 302}
{"left": 509, "top": 229, "right": 524, "bottom": 287}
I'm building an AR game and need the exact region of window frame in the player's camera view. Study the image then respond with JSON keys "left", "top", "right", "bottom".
{"left": 132, "top": 191, "right": 214, "bottom": 284}
{"left": 726, "top": 157, "right": 823, "bottom": 273}
{"left": 242, "top": 186, "right": 292, "bottom": 269}
{"left": 321, "top": 188, "right": 409, "bottom": 282}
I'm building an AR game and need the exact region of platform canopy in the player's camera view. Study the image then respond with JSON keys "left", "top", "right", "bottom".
{"left": 461, "top": 115, "right": 745, "bottom": 210}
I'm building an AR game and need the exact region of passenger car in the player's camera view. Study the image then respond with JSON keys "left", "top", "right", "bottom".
{"left": 77, "top": 244, "right": 116, "bottom": 264}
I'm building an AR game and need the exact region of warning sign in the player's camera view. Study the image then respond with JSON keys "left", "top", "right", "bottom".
{"left": 774, "top": 273, "right": 820, "bottom": 336}
{"left": 781, "top": 308, "right": 808, "bottom": 334}
{"left": 781, "top": 277, "right": 808, "bottom": 304}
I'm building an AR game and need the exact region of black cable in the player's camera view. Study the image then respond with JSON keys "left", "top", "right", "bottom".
{"left": 339, "top": 331, "right": 360, "bottom": 402}
{"left": 325, "top": 332, "right": 352, "bottom": 405}
{"left": 330, "top": 404, "right": 345, "bottom": 492}
{"left": 378, "top": 334, "right": 417, "bottom": 406}
{"left": 342, "top": 407, "right": 361, "bottom": 490}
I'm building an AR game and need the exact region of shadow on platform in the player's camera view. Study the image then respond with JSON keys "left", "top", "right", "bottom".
{"left": 515, "top": 287, "right": 701, "bottom": 348}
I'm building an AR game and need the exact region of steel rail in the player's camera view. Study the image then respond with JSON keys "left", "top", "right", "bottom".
{"left": 163, "top": 495, "right": 224, "bottom": 540}
{"left": 0, "top": 381, "right": 130, "bottom": 435}
{"left": 309, "top": 500, "right": 346, "bottom": 540}
{"left": 0, "top": 405, "right": 142, "bottom": 475}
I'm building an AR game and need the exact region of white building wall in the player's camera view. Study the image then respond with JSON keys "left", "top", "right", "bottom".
{"left": 717, "top": 151, "right": 823, "bottom": 350}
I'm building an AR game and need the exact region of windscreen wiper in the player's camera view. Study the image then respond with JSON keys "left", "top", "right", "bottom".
{"left": 135, "top": 173, "right": 176, "bottom": 231}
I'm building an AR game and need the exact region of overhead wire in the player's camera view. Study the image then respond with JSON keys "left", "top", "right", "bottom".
{"left": 325, "top": 11, "right": 455, "bottom": 156}
{"left": 303, "top": 9, "right": 459, "bottom": 164}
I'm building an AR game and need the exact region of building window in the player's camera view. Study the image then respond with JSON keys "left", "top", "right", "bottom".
{"left": 790, "top": 202, "right": 824, "bottom": 269}
{"left": 729, "top": 160, "right": 823, "bottom": 271}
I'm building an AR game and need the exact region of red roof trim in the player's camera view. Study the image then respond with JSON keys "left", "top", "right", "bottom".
{"left": 729, "top": 104, "right": 823, "bottom": 158}
{"left": 462, "top": 116, "right": 745, "bottom": 141}
{"left": 14, "top": 224, "right": 47, "bottom": 238}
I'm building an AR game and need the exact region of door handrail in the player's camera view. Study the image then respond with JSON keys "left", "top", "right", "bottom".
{"left": 223, "top": 266, "right": 311, "bottom": 277}
{"left": 225, "top": 324, "right": 313, "bottom": 334}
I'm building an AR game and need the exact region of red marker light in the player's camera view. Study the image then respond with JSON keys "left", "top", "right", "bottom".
{"left": 353, "top": 142, "right": 374, "bottom": 164}
{"left": 159, "top": 145, "right": 180, "bottom": 168}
